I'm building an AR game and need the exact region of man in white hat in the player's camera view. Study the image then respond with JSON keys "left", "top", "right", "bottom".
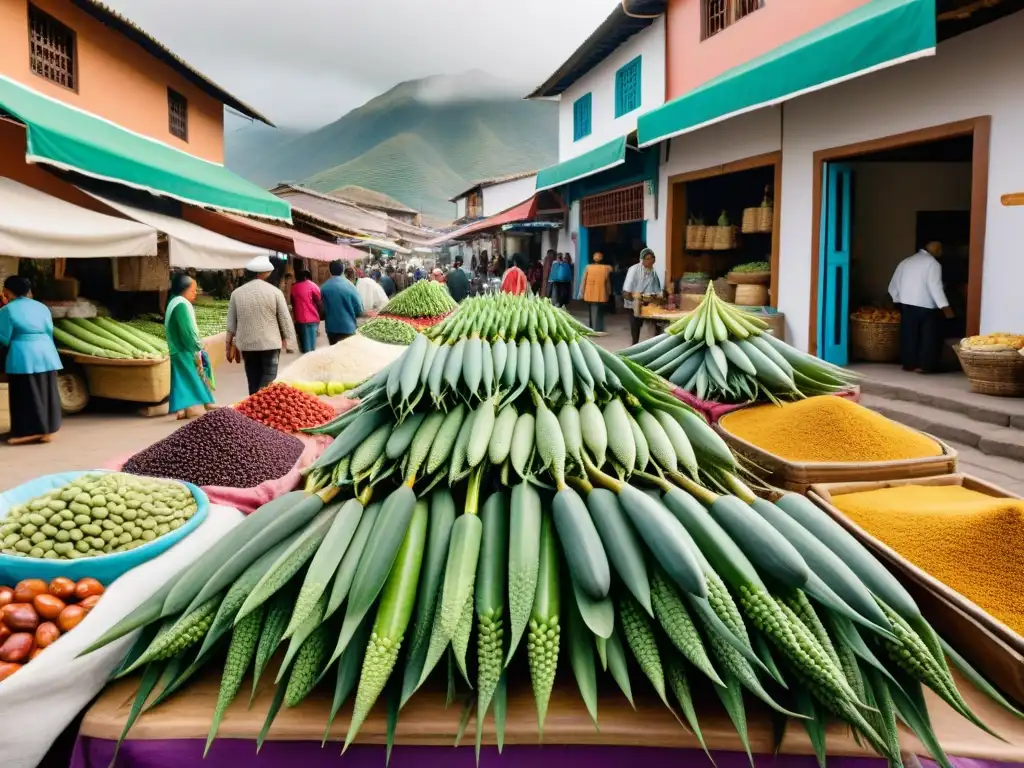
{"left": 226, "top": 254, "right": 297, "bottom": 395}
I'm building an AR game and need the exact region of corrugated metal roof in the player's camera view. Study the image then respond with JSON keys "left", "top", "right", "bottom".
{"left": 272, "top": 185, "right": 389, "bottom": 236}
{"left": 448, "top": 170, "right": 539, "bottom": 202}
{"left": 71, "top": 0, "right": 273, "bottom": 125}
{"left": 528, "top": 0, "right": 666, "bottom": 98}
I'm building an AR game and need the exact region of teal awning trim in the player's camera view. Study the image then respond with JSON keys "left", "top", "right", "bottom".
{"left": 638, "top": 0, "right": 936, "bottom": 147}
{"left": 535, "top": 136, "right": 628, "bottom": 192}
{"left": 0, "top": 75, "right": 291, "bottom": 221}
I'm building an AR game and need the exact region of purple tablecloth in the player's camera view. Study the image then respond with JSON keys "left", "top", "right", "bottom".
{"left": 70, "top": 738, "right": 1022, "bottom": 768}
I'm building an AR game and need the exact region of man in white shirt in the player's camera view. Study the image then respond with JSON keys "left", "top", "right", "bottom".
{"left": 622, "top": 248, "right": 663, "bottom": 344}
{"left": 888, "top": 241, "right": 954, "bottom": 373}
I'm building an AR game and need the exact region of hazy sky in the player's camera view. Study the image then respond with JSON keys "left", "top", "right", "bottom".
{"left": 104, "top": 0, "right": 620, "bottom": 128}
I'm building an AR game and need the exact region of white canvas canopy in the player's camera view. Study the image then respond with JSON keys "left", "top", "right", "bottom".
{"left": 85, "top": 192, "right": 271, "bottom": 270}
{"left": 0, "top": 177, "right": 156, "bottom": 259}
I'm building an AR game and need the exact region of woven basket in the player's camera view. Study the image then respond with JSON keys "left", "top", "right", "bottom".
{"left": 700, "top": 226, "right": 716, "bottom": 250}
{"left": 685, "top": 225, "right": 706, "bottom": 250}
{"left": 711, "top": 226, "right": 737, "bottom": 251}
{"left": 956, "top": 346, "right": 1024, "bottom": 397}
{"left": 727, "top": 270, "right": 771, "bottom": 285}
{"left": 81, "top": 358, "right": 171, "bottom": 403}
{"left": 741, "top": 208, "right": 759, "bottom": 234}
{"left": 113, "top": 254, "right": 170, "bottom": 292}
{"left": 850, "top": 317, "right": 900, "bottom": 363}
{"left": 734, "top": 284, "right": 768, "bottom": 306}
{"left": 57, "top": 371, "right": 89, "bottom": 414}
{"left": 757, "top": 205, "right": 774, "bottom": 233}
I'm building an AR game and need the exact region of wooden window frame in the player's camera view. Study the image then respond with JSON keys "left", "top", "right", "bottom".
{"left": 614, "top": 56, "right": 643, "bottom": 118}
{"left": 702, "top": 0, "right": 765, "bottom": 40}
{"left": 573, "top": 93, "right": 593, "bottom": 142}
{"left": 167, "top": 87, "right": 189, "bottom": 142}
{"left": 581, "top": 183, "right": 645, "bottom": 228}
{"left": 28, "top": 3, "right": 78, "bottom": 91}
{"left": 808, "top": 117, "right": 991, "bottom": 354}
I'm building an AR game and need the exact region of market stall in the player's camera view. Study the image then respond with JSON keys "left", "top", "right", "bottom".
{"left": 2, "top": 292, "right": 1023, "bottom": 768}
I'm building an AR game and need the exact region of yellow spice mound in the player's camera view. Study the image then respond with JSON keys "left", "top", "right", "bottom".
{"left": 833, "top": 485, "right": 1024, "bottom": 635}
{"left": 719, "top": 396, "right": 942, "bottom": 463}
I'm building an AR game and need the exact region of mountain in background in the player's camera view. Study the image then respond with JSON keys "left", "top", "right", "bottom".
{"left": 224, "top": 71, "right": 557, "bottom": 219}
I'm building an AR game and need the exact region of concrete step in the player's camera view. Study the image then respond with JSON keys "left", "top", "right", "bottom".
{"left": 853, "top": 365, "right": 1024, "bottom": 430}
{"left": 861, "top": 394, "right": 1024, "bottom": 463}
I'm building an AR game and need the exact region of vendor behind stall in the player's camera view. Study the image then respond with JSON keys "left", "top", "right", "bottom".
{"left": 888, "top": 241, "right": 954, "bottom": 373}
{"left": 165, "top": 273, "right": 215, "bottom": 420}
{"left": 0, "top": 276, "right": 62, "bottom": 444}
{"left": 622, "top": 248, "right": 663, "bottom": 344}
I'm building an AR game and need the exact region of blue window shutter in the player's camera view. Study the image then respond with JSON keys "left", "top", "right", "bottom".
{"left": 615, "top": 56, "right": 642, "bottom": 118}
{"left": 573, "top": 93, "right": 592, "bottom": 141}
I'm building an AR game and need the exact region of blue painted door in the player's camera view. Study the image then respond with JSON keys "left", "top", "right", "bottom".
{"left": 818, "top": 163, "right": 854, "bottom": 365}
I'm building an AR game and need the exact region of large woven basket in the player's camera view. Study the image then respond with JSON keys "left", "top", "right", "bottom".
{"left": 726, "top": 270, "right": 771, "bottom": 286}
{"left": 57, "top": 371, "right": 89, "bottom": 414}
{"left": 756, "top": 204, "right": 774, "bottom": 233}
{"left": 685, "top": 224, "right": 706, "bottom": 250}
{"left": 956, "top": 345, "right": 1024, "bottom": 397}
{"left": 850, "top": 317, "right": 900, "bottom": 363}
{"left": 711, "top": 226, "right": 737, "bottom": 251}
{"left": 740, "top": 208, "right": 759, "bottom": 234}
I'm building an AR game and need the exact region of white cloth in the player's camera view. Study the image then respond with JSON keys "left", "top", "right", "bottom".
{"left": 888, "top": 250, "right": 949, "bottom": 309}
{"left": 0, "top": 504, "right": 244, "bottom": 768}
{"left": 622, "top": 263, "right": 662, "bottom": 310}
{"left": 85, "top": 192, "right": 270, "bottom": 270}
{"left": 356, "top": 277, "right": 389, "bottom": 312}
{"left": 0, "top": 177, "right": 156, "bottom": 259}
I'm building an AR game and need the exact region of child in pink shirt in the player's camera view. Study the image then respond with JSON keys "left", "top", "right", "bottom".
{"left": 290, "top": 271, "right": 323, "bottom": 353}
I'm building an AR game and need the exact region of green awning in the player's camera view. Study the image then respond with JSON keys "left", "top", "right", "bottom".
{"left": 638, "top": 0, "right": 936, "bottom": 147}
{"left": 535, "top": 136, "right": 627, "bottom": 192}
{"left": 0, "top": 75, "right": 291, "bottom": 221}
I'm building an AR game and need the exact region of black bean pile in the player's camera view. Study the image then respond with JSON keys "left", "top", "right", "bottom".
{"left": 122, "top": 408, "right": 305, "bottom": 488}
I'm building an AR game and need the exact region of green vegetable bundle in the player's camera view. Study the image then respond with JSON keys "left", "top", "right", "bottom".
{"left": 84, "top": 294, "right": 1015, "bottom": 765}
{"left": 359, "top": 317, "right": 418, "bottom": 346}
{"left": 380, "top": 281, "right": 457, "bottom": 319}
{"left": 54, "top": 317, "right": 167, "bottom": 360}
{"left": 620, "top": 284, "right": 858, "bottom": 404}
{"left": 731, "top": 261, "right": 771, "bottom": 274}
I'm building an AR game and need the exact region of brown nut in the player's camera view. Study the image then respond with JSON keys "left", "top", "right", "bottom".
{"left": 33, "top": 594, "right": 66, "bottom": 622}
{"left": 0, "top": 632, "right": 35, "bottom": 663}
{"left": 0, "top": 662, "right": 21, "bottom": 682}
{"left": 47, "top": 577, "right": 76, "bottom": 601}
{"left": 0, "top": 587, "right": 13, "bottom": 609}
{"left": 79, "top": 595, "right": 101, "bottom": 613}
{"left": 35, "top": 622, "right": 60, "bottom": 648}
{"left": 57, "top": 604, "right": 86, "bottom": 633}
{"left": 74, "top": 579, "right": 105, "bottom": 601}
{"left": 2, "top": 603, "right": 40, "bottom": 632}
{"left": 13, "top": 579, "right": 47, "bottom": 604}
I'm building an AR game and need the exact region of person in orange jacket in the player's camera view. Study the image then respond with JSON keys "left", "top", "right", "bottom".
{"left": 578, "top": 251, "right": 613, "bottom": 331}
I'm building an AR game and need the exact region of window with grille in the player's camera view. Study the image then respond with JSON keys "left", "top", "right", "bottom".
{"left": 615, "top": 56, "right": 642, "bottom": 118}
{"left": 573, "top": 93, "right": 592, "bottom": 142}
{"left": 168, "top": 88, "right": 188, "bottom": 141}
{"left": 735, "top": 0, "right": 764, "bottom": 20}
{"left": 28, "top": 5, "right": 76, "bottom": 90}
{"left": 581, "top": 184, "right": 644, "bottom": 228}
{"left": 702, "top": 0, "right": 729, "bottom": 39}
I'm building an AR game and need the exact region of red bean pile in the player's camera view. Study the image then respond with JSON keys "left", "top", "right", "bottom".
{"left": 235, "top": 383, "right": 336, "bottom": 433}
{"left": 122, "top": 407, "right": 304, "bottom": 488}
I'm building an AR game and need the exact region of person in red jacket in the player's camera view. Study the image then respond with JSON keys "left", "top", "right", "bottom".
{"left": 501, "top": 254, "right": 529, "bottom": 295}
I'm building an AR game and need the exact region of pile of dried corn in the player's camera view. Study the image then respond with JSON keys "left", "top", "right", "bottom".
{"left": 833, "top": 484, "right": 1024, "bottom": 635}
{"left": 719, "top": 396, "right": 943, "bottom": 463}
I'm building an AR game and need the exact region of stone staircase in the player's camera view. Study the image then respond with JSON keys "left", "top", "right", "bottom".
{"left": 852, "top": 364, "right": 1024, "bottom": 494}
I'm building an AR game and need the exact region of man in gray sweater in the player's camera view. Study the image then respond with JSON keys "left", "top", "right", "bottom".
{"left": 226, "top": 255, "right": 297, "bottom": 395}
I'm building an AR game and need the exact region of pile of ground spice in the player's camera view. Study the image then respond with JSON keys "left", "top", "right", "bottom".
{"left": 719, "top": 395, "right": 942, "bottom": 462}
{"left": 833, "top": 484, "right": 1024, "bottom": 634}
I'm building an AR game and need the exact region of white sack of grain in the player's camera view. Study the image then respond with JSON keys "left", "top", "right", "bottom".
{"left": 276, "top": 334, "right": 405, "bottom": 384}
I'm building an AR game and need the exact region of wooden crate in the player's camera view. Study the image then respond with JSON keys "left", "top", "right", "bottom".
{"left": 714, "top": 422, "right": 957, "bottom": 493}
{"left": 808, "top": 474, "right": 1024, "bottom": 705}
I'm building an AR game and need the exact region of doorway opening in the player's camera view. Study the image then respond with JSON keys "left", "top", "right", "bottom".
{"left": 666, "top": 152, "right": 782, "bottom": 312}
{"left": 811, "top": 117, "right": 990, "bottom": 365}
